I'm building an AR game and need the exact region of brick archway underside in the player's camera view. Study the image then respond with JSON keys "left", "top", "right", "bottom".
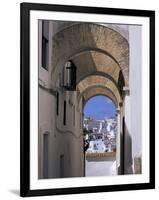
{"left": 52, "top": 23, "right": 129, "bottom": 88}
{"left": 77, "top": 75, "right": 121, "bottom": 106}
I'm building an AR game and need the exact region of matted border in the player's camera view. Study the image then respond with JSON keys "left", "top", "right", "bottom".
{"left": 20, "top": 2, "right": 155, "bottom": 197}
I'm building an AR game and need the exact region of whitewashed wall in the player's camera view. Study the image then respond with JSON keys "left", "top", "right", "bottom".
{"left": 86, "top": 156, "right": 116, "bottom": 176}
{"left": 38, "top": 21, "right": 84, "bottom": 179}
{"left": 124, "top": 25, "right": 142, "bottom": 173}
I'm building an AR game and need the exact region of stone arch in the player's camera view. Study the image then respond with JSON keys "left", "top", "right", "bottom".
{"left": 77, "top": 75, "right": 121, "bottom": 104}
{"left": 73, "top": 50, "right": 121, "bottom": 85}
{"left": 51, "top": 23, "right": 129, "bottom": 87}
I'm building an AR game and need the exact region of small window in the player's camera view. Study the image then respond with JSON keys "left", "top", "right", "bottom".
{"left": 63, "top": 100, "right": 66, "bottom": 125}
{"left": 41, "top": 21, "right": 49, "bottom": 70}
{"left": 62, "top": 60, "right": 76, "bottom": 91}
{"left": 56, "top": 92, "right": 59, "bottom": 115}
{"left": 42, "top": 36, "right": 48, "bottom": 69}
{"left": 43, "top": 133, "right": 49, "bottom": 178}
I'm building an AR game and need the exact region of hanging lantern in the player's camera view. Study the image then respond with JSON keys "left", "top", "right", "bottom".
{"left": 63, "top": 60, "right": 76, "bottom": 91}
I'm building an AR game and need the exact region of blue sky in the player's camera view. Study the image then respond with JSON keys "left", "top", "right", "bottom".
{"left": 83, "top": 95, "right": 116, "bottom": 120}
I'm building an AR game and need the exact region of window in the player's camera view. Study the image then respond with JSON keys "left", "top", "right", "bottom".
{"left": 56, "top": 92, "right": 59, "bottom": 115}
{"left": 43, "top": 133, "right": 49, "bottom": 178}
{"left": 62, "top": 60, "right": 76, "bottom": 90}
{"left": 41, "top": 21, "right": 49, "bottom": 70}
{"left": 42, "top": 36, "right": 48, "bottom": 69}
{"left": 63, "top": 100, "right": 66, "bottom": 125}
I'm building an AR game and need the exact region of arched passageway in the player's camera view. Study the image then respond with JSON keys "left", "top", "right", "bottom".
{"left": 38, "top": 19, "right": 142, "bottom": 179}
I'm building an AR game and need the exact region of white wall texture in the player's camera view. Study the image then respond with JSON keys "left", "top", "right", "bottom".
{"left": 86, "top": 157, "right": 116, "bottom": 176}
{"left": 38, "top": 19, "right": 85, "bottom": 178}
{"left": 129, "top": 26, "right": 142, "bottom": 168}
{"left": 121, "top": 25, "right": 142, "bottom": 174}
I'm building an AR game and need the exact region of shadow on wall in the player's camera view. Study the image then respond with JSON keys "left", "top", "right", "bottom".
{"left": 118, "top": 117, "right": 133, "bottom": 175}
{"left": 124, "top": 120, "right": 133, "bottom": 174}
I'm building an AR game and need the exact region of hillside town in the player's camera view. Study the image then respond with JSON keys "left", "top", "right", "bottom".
{"left": 83, "top": 117, "right": 117, "bottom": 153}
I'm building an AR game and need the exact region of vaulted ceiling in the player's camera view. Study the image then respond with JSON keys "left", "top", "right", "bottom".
{"left": 52, "top": 22, "right": 129, "bottom": 106}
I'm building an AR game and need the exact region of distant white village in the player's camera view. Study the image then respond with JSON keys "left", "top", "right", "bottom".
{"left": 83, "top": 117, "right": 117, "bottom": 153}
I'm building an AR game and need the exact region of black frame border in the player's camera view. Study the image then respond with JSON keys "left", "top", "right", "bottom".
{"left": 20, "top": 2, "right": 155, "bottom": 197}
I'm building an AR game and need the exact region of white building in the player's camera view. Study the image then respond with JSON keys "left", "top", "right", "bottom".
{"left": 87, "top": 140, "right": 106, "bottom": 153}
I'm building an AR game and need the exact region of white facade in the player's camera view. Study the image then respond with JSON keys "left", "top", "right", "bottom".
{"left": 87, "top": 140, "right": 106, "bottom": 153}
{"left": 38, "top": 20, "right": 84, "bottom": 179}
